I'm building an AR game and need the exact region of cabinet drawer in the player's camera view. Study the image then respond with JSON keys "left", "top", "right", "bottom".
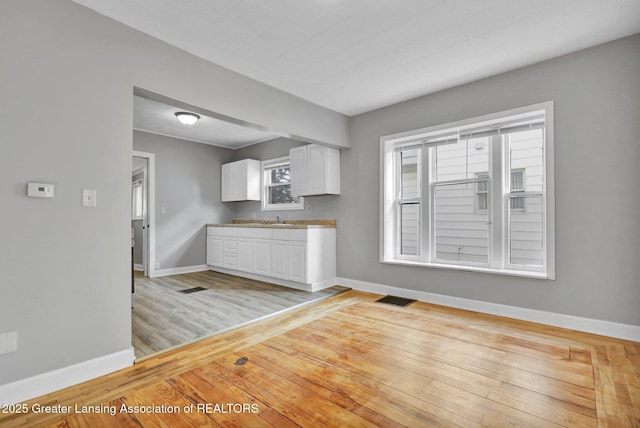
{"left": 223, "top": 227, "right": 238, "bottom": 237}
{"left": 207, "top": 227, "right": 224, "bottom": 236}
{"left": 272, "top": 228, "right": 307, "bottom": 242}
{"left": 238, "top": 228, "right": 273, "bottom": 239}
{"left": 223, "top": 253, "right": 238, "bottom": 268}
{"left": 223, "top": 237, "right": 237, "bottom": 252}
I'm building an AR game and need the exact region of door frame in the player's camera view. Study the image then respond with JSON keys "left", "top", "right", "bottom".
{"left": 133, "top": 150, "right": 157, "bottom": 278}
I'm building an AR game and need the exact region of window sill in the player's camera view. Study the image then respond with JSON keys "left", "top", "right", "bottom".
{"left": 261, "top": 204, "right": 305, "bottom": 211}
{"left": 381, "top": 258, "right": 551, "bottom": 280}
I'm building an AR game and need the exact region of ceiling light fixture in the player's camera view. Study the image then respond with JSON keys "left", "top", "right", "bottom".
{"left": 175, "top": 112, "right": 200, "bottom": 125}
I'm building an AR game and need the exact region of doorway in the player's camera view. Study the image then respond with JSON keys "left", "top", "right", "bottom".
{"left": 132, "top": 151, "right": 156, "bottom": 282}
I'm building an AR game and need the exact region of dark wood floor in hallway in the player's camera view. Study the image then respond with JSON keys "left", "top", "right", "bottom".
{"left": 2, "top": 289, "right": 638, "bottom": 427}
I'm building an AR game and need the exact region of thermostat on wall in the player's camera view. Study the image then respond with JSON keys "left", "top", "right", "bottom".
{"left": 27, "top": 182, "right": 55, "bottom": 198}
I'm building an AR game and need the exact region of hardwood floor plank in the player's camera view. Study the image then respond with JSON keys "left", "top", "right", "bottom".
{"left": 244, "top": 343, "right": 459, "bottom": 427}
{"left": 1, "top": 289, "right": 638, "bottom": 428}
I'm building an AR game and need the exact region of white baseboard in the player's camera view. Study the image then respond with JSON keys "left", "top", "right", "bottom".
{"left": 133, "top": 264, "right": 144, "bottom": 271}
{"left": 209, "top": 266, "right": 314, "bottom": 291}
{"left": 152, "top": 265, "right": 209, "bottom": 278}
{"left": 310, "top": 277, "right": 340, "bottom": 292}
{"left": 0, "top": 348, "right": 135, "bottom": 405}
{"left": 336, "top": 277, "right": 640, "bottom": 342}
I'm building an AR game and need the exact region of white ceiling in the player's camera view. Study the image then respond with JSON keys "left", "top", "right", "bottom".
{"left": 133, "top": 95, "right": 279, "bottom": 148}
{"left": 74, "top": 0, "right": 640, "bottom": 117}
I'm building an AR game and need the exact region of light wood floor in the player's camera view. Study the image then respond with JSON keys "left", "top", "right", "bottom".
{"left": 132, "top": 270, "right": 346, "bottom": 358}
{"left": 2, "top": 290, "right": 639, "bottom": 427}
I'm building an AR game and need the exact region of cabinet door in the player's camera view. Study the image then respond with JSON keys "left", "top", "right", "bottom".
{"left": 271, "top": 240, "right": 289, "bottom": 279}
{"left": 232, "top": 161, "right": 246, "bottom": 201}
{"left": 289, "top": 241, "right": 308, "bottom": 283}
{"left": 206, "top": 236, "right": 224, "bottom": 267}
{"left": 306, "top": 144, "right": 327, "bottom": 195}
{"left": 289, "top": 146, "right": 307, "bottom": 197}
{"left": 237, "top": 238, "right": 253, "bottom": 272}
{"left": 221, "top": 163, "right": 233, "bottom": 202}
{"left": 254, "top": 239, "right": 272, "bottom": 276}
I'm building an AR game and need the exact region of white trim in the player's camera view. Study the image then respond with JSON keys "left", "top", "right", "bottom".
{"left": 380, "top": 102, "right": 554, "bottom": 279}
{"left": 153, "top": 265, "right": 210, "bottom": 278}
{"left": 336, "top": 277, "right": 640, "bottom": 342}
{"left": 209, "top": 267, "right": 336, "bottom": 292}
{"left": 381, "top": 259, "right": 549, "bottom": 279}
{"left": 132, "top": 151, "right": 155, "bottom": 278}
{"left": 0, "top": 348, "right": 134, "bottom": 405}
{"left": 133, "top": 264, "right": 144, "bottom": 271}
{"left": 261, "top": 157, "right": 305, "bottom": 211}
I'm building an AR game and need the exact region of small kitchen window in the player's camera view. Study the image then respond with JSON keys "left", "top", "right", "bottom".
{"left": 262, "top": 157, "right": 304, "bottom": 211}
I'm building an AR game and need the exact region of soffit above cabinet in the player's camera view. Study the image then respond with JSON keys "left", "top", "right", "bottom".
{"left": 133, "top": 95, "right": 279, "bottom": 149}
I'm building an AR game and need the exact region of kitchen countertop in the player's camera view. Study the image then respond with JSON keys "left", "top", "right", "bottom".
{"left": 206, "top": 219, "right": 336, "bottom": 229}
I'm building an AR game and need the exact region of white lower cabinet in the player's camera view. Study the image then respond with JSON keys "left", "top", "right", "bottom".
{"left": 270, "top": 239, "right": 306, "bottom": 282}
{"left": 207, "top": 225, "right": 335, "bottom": 290}
{"left": 288, "top": 241, "right": 307, "bottom": 283}
{"left": 206, "top": 236, "right": 223, "bottom": 266}
{"left": 271, "top": 240, "right": 289, "bottom": 280}
{"left": 236, "top": 228, "right": 273, "bottom": 276}
{"left": 253, "top": 239, "right": 272, "bottom": 276}
{"left": 206, "top": 227, "right": 225, "bottom": 267}
{"left": 222, "top": 228, "right": 238, "bottom": 269}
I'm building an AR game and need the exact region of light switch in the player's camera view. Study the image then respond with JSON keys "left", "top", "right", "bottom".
{"left": 82, "top": 189, "right": 97, "bottom": 207}
{"left": 0, "top": 331, "right": 17, "bottom": 355}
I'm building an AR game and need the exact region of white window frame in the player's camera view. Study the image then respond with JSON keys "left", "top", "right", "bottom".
{"left": 380, "top": 102, "right": 555, "bottom": 279}
{"left": 131, "top": 178, "right": 144, "bottom": 220}
{"left": 261, "top": 156, "right": 304, "bottom": 211}
{"left": 396, "top": 148, "right": 422, "bottom": 260}
{"left": 474, "top": 172, "right": 489, "bottom": 214}
{"left": 509, "top": 168, "right": 526, "bottom": 212}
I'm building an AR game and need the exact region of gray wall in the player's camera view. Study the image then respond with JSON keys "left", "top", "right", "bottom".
{"left": 133, "top": 131, "right": 235, "bottom": 269}
{"left": 230, "top": 138, "right": 343, "bottom": 221}
{"left": 342, "top": 34, "right": 640, "bottom": 326}
{"left": 0, "top": 0, "right": 347, "bottom": 386}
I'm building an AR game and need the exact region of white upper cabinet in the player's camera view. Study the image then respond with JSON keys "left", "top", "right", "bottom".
{"left": 221, "top": 159, "right": 261, "bottom": 202}
{"left": 290, "top": 144, "right": 340, "bottom": 197}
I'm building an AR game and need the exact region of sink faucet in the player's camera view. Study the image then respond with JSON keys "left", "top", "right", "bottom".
{"left": 276, "top": 215, "right": 284, "bottom": 224}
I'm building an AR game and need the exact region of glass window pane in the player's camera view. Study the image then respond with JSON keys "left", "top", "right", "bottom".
{"left": 434, "top": 182, "right": 488, "bottom": 264}
{"left": 268, "top": 184, "right": 300, "bottom": 205}
{"left": 509, "top": 129, "right": 544, "bottom": 192}
{"left": 269, "top": 166, "right": 291, "bottom": 185}
{"left": 511, "top": 170, "right": 524, "bottom": 191}
{"left": 477, "top": 193, "right": 488, "bottom": 211}
{"left": 400, "top": 203, "right": 419, "bottom": 256}
{"left": 435, "top": 137, "right": 489, "bottom": 182}
{"left": 400, "top": 149, "right": 420, "bottom": 199}
{"left": 509, "top": 194, "right": 544, "bottom": 266}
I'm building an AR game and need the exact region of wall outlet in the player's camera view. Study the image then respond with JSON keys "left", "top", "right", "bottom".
{"left": 155, "top": 262, "right": 160, "bottom": 269}
{"left": 0, "top": 331, "right": 18, "bottom": 355}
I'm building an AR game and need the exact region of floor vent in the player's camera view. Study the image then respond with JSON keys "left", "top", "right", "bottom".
{"left": 179, "top": 286, "right": 207, "bottom": 294}
{"left": 235, "top": 357, "right": 248, "bottom": 366}
{"left": 375, "top": 295, "right": 416, "bottom": 307}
